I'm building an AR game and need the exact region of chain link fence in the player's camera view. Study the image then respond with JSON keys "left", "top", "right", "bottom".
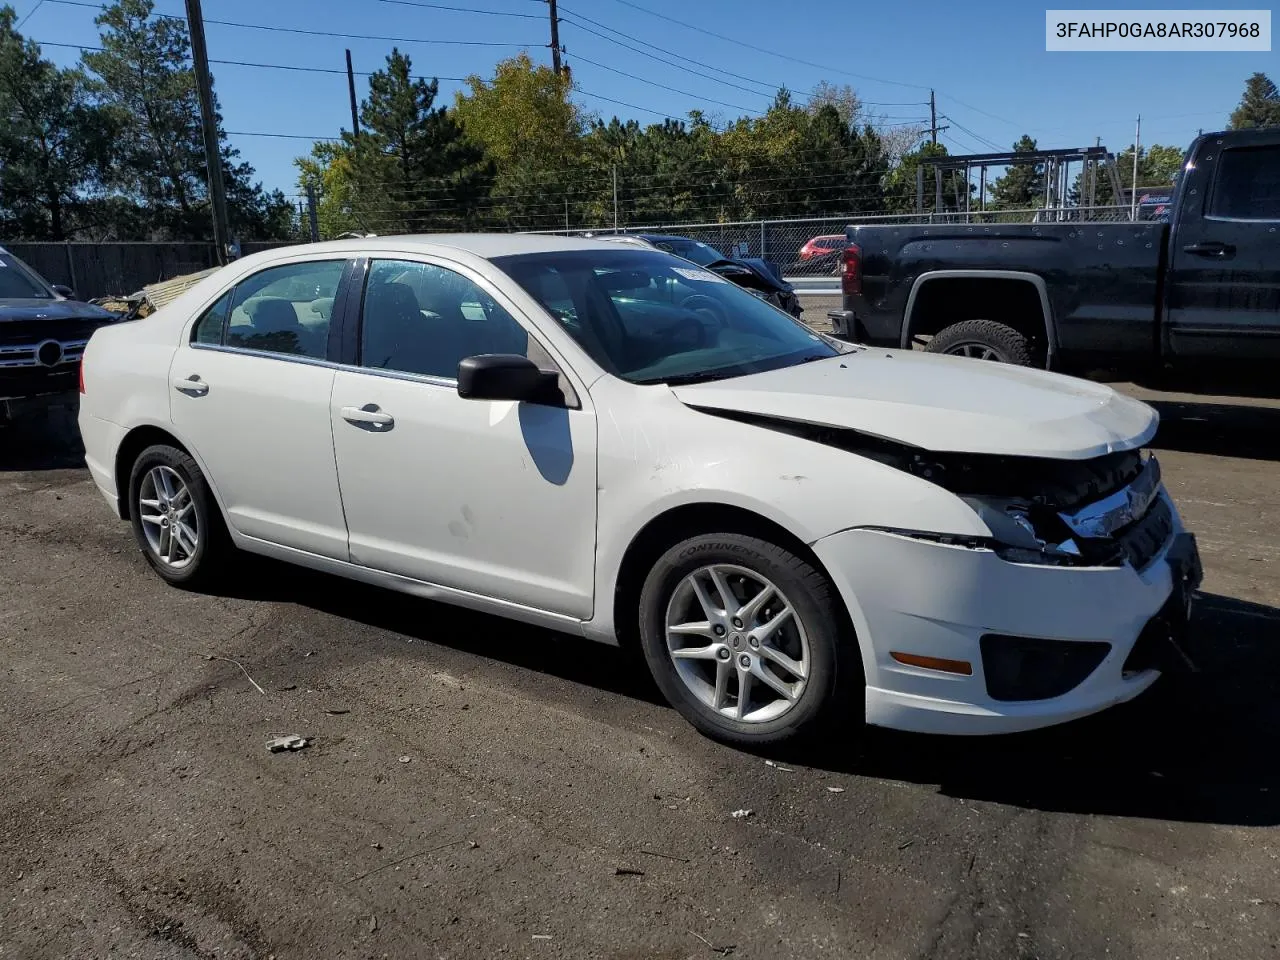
{"left": 530, "top": 205, "right": 1143, "bottom": 279}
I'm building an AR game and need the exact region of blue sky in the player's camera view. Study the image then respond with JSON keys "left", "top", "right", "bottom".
{"left": 17, "top": 0, "right": 1276, "bottom": 199}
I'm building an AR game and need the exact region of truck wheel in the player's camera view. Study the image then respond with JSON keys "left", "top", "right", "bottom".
{"left": 925, "top": 319, "right": 1035, "bottom": 366}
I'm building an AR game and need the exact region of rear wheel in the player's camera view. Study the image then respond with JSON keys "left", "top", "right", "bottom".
{"left": 924, "top": 318, "right": 1035, "bottom": 366}
{"left": 637, "top": 533, "right": 861, "bottom": 746}
{"left": 127, "top": 443, "right": 232, "bottom": 589}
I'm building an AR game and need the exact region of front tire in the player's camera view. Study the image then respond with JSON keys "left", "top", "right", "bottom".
{"left": 127, "top": 443, "right": 231, "bottom": 589}
{"left": 637, "top": 533, "right": 860, "bottom": 746}
{"left": 924, "top": 318, "right": 1035, "bottom": 366}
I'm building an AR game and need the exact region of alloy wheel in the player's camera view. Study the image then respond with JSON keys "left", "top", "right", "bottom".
{"left": 664, "top": 563, "right": 810, "bottom": 723}
{"left": 137, "top": 465, "right": 199, "bottom": 569}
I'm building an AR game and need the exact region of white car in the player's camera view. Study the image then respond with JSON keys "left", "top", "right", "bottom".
{"left": 77, "top": 234, "right": 1202, "bottom": 746}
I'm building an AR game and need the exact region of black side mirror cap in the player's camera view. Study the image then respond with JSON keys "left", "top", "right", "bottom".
{"left": 51, "top": 284, "right": 76, "bottom": 299}
{"left": 456, "top": 354, "right": 561, "bottom": 404}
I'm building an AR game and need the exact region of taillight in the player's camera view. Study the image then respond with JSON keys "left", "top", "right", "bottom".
{"left": 78, "top": 357, "right": 85, "bottom": 394}
{"left": 840, "top": 244, "right": 862, "bottom": 296}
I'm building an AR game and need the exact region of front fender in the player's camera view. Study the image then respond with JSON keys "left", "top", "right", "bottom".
{"left": 586, "top": 377, "right": 990, "bottom": 639}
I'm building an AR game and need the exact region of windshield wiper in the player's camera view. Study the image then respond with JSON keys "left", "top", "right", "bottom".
{"left": 634, "top": 371, "right": 730, "bottom": 386}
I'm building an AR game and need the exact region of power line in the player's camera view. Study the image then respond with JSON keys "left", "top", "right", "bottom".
{"left": 569, "top": 52, "right": 762, "bottom": 115}
{"left": 559, "top": 5, "right": 927, "bottom": 108}
{"left": 596, "top": 0, "right": 932, "bottom": 91}
{"left": 941, "top": 115, "right": 1004, "bottom": 152}
{"left": 17, "top": 0, "right": 47, "bottom": 28}
{"left": 36, "top": 41, "right": 470, "bottom": 81}
{"left": 44, "top": 0, "right": 540, "bottom": 45}
{"left": 373, "top": 0, "right": 545, "bottom": 17}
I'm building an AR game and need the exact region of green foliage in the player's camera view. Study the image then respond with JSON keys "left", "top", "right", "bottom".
{"left": 987, "top": 135, "right": 1043, "bottom": 209}
{"left": 0, "top": 0, "right": 292, "bottom": 241}
{"left": 1069, "top": 143, "right": 1185, "bottom": 206}
{"left": 1228, "top": 72, "right": 1280, "bottom": 130}
{"left": 0, "top": 5, "right": 115, "bottom": 239}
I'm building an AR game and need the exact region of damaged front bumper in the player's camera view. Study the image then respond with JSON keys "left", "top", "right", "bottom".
{"left": 811, "top": 490, "right": 1201, "bottom": 735}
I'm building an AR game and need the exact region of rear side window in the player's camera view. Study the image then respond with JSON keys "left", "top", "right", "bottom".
{"left": 191, "top": 260, "right": 346, "bottom": 358}
{"left": 1208, "top": 145, "right": 1280, "bottom": 221}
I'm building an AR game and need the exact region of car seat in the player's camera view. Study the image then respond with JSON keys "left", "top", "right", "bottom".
{"left": 242, "top": 297, "right": 321, "bottom": 356}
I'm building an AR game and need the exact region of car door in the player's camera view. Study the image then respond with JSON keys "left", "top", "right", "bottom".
{"left": 1165, "top": 134, "right": 1280, "bottom": 360}
{"left": 169, "top": 255, "right": 354, "bottom": 559}
{"left": 329, "top": 256, "right": 598, "bottom": 619}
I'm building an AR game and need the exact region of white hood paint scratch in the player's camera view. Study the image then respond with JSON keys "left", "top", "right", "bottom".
{"left": 671, "top": 349, "right": 1159, "bottom": 460}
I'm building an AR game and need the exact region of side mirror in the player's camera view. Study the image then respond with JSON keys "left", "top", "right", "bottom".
{"left": 51, "top": 284, "right": 76, "bottom": 299}
{"left": 457, "top": 354, "right": 560, "bottom": 404}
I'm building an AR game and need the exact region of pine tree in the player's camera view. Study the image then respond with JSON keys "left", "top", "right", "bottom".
{"left": 352, "top": 49, "right": 491, "bottom": 232}
{"left": 82, "top": 0, "right": 291, "bottom": 239}
{"left": 0, "top": 5, "right": 114, "bottom": 239}
{"left": 987, "top": 136, "right": 1043, "bottom": 209}
{"left": 1228, "top": 72, "right": 1280, "bottom": 129}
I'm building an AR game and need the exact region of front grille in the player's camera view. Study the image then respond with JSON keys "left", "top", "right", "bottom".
{"left": 0, "top": 338, "right": 88, "bottom": 369}
{"left": 1114, "top": 495, "right": 1174, "bottom": 572}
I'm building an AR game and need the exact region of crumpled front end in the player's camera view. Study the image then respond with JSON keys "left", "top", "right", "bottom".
{"left": 812, "top": 451, "right": 1203, "bottom": 735}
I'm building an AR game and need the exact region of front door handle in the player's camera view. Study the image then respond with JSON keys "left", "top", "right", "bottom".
{"left": 341, "top": 404, "right": 394, "bottom": 429}
{"left": 174, "top": 375, "right": 209, "bottom": 396}
{"left": 1182, "top": 241, "right": 1236, "bottom": 258}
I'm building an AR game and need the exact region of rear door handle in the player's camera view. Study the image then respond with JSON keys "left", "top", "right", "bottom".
{"left": 1182, "top": 241, "right": 1235, "bottom": 258}
{"left": 174, "top": 375, "right": 209, "bottom": 396}
{"left": 341, "top": 404, "right": 394, "bottom": 429}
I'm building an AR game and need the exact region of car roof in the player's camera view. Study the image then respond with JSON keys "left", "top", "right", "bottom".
{"left": 243, "top": 232, "right": 626, "bottom": 262}
{"left": 630, "top": 233, "right": 705, "bottom": 243}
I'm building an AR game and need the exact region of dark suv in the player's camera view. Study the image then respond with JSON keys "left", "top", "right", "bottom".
{"left": 1, "top": 246, "right": 117, "bottom": 421}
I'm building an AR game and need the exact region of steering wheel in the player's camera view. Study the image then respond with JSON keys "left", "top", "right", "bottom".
{"left": 655, "top": 314, "right": 710, "bottom": 351}
{"left": 678, "top": 293, "right": 730, "bottom": 329}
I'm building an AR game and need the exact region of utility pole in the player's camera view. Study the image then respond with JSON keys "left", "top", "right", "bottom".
{"left": 930, "top": 90, "right": 937, "bottom": 145}
{"left": 184, "top": 0, "right": 231, "bottom": 265}
{"left": 345, "top": 49, "right": 360, "bottom": 136}
{"left": 612, "top": 164, "right": 618, "bottom": 231}
{"left": 547, "top": 0, "right": 562, "bottom": 76}
{"left": 305, "top": 184, "right": 320, "bottom": 242}
{"left": 1131, "top": 114, "right": 1141, "bottom": 221}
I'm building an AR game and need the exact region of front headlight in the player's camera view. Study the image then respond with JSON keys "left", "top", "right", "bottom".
{"left": 962, "top": 496, "right": 1086, "bottom": 566}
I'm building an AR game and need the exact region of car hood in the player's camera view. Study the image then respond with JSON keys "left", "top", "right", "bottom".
{"left": 0, "top": 298, "right": 115, "bottom": 322}
{"left": 670, "top": 349, "right": 1158, "bottom": 460}
{"left": 704, "top": 258, "right": 791, "bottom": 293}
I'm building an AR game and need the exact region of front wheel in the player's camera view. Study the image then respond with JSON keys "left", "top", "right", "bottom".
{"left": 637, "top": 533, "right": 861, "bottom": 746}
{"left": 924, "top": 319, "right": 1035, "bottom": 366}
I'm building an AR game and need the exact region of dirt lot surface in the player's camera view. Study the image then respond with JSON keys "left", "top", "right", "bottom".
{"left": 2, "top": 383, "right": 1278, "bottom": 960}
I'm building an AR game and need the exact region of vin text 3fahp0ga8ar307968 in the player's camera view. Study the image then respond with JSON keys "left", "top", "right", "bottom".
{"left": 78, "top": 233, "right": 1201, "bottom": 746}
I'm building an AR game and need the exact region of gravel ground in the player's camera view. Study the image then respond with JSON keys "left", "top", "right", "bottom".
{"left": 1, "top": 383, "right": 1278, "bottom": 960}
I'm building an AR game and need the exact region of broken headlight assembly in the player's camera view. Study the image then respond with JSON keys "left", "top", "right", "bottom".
{"left": 961, "top": 496, "right": 1094, "bottom": 567}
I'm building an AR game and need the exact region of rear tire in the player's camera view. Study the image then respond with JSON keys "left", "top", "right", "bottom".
{"left": 637, "top": 533, "right": 862, "bottom": 747}
{"left": 127, "top": 443, "right": 232, "bottom": 589}
{"left": 924, "top": 318, "right": 1035, "bottom": 366}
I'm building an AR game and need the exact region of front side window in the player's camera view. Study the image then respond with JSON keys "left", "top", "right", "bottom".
{"left": 196, "top": 259, "right": 345, "bottom": 358}
{"left": 1208, "top": 145, "right": 1280, "bottom": 221}
{"left": 494, "top": 248, "right": 837, "bottom": 385}
{"left": 359, "top": 259, "right": 530, "bottom": 379}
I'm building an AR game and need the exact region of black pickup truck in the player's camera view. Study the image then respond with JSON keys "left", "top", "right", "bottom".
{"left": 827, "top": 128, "right": 1280, "bottom": 379}
{"left": 1, "top": 246, "right": 117, "bottom": 422}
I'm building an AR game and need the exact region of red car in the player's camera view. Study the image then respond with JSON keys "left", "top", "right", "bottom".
{"left": 798, "top": 234, "right": 847, "bottom": 260}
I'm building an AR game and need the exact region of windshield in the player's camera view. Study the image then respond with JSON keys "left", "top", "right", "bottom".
{"left": 644, "top": 237, "right": 725, "bottom": 267}
{"left": 493, "top": 249, "right": 837, "bottom": 385}
{"left": 0, "top": 252, "right": 55, "bottom": 299}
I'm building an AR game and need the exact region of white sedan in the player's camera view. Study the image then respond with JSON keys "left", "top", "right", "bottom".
{"left": 77, "top": 234, "right": 1202, "bottom": 745}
